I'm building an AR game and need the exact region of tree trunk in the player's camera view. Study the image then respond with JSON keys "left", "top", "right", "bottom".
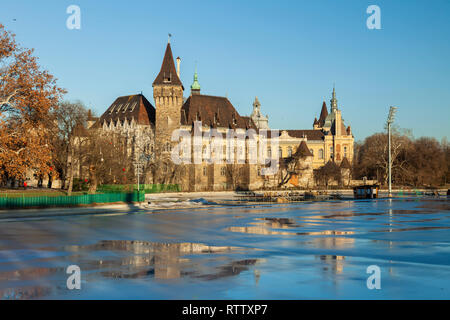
{"left": 88, "top": 166, "right": 97, "bottom": 194}
{"left": 67, "top": 142, "right": 74, "bottom": 196}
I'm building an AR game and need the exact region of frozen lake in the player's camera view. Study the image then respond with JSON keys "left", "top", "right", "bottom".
{"left": 0, "top": 198, "right": 449, "bottom": 299}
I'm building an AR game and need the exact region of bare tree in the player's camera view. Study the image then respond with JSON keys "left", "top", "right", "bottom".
{"left": 355, "top": 130, "right": 412, "bottom": 185}
{"left": 52, "top": 101, "right": 89, "bottom": 195}
{"left": 314, "top": 161, "right": 341, "bottom": 189}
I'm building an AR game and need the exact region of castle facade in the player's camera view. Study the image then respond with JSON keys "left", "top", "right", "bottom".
{"left": 96, "top": 41, "right": 354, "bottom": 191}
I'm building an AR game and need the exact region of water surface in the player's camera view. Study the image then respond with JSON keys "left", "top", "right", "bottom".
{"left": 0, "top": 198, "right": 449, "bottom": 299}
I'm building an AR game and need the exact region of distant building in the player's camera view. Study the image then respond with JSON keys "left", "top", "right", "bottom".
{"left": 249, "top": 87, "right": 354, "bottom": 170}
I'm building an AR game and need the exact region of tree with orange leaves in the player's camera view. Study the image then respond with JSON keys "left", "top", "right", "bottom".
{"left": 0, "top": 24, "right": 65, "bottom": 184}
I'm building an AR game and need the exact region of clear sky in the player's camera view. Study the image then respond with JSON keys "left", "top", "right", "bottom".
{"left": 1, "top": 0, "right": 449, "bottom": 141}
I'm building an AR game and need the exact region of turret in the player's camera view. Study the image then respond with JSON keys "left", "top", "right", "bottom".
{"left": 190, "top": 67, "right": 201, "bottom": 95}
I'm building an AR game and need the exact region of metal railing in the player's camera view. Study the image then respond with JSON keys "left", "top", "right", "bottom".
{"left": 0, "top": 191, "right": 145, "bottom": 209}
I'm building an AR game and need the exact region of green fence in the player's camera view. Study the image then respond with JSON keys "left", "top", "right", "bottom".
{"left": 97, "top": 184, "right": 181, "bottom": 193}
{"left": 0, "top": 191, "right": 145, "bottom": 209}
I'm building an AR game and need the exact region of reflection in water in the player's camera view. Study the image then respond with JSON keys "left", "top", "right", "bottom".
{"left": 1, "top": 286, "right": 53, "bottom": 300}
{"left": 227, "top": 217, "right": 355, "bottom": 237}
{"left": 0, "top": 240, "right": 260, "bottom": 299}
{"left": 317, "top": 255, "right": 346, "bottom": 275}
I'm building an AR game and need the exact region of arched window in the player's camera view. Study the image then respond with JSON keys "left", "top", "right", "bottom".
{"left": 288, "top": 147, "right": 292, "bottom": 157}
{"left": 279, "top": 147, "right": 283, "bottom": 158}
{"left": 203, "top": 167, "right": 207, "bottom": 176}
{"left": 267, "top": 147, "right": 272, "bottom": 158}
{"left": 310, "top": 149, "right": 314, "bottom": 156}
{"left": 221, "top": 167, "right": 226, "bottom": 176}
{"left": 319, "top": 149, "right": 324, "bottom": 159}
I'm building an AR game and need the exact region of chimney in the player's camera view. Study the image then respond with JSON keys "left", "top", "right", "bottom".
{"left": 176, "top": 57, "right": 181, "bottom": 78}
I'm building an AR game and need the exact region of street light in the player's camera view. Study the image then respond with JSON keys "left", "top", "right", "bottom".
{"left": 386, "top": 106, "right": 398, "bottom": 197}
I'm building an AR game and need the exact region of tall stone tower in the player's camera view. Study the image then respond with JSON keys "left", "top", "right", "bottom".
{"left": 153, "top": 41, "right": 184, "bottom": 157}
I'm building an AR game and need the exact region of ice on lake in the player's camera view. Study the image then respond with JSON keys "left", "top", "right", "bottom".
{"left": 0, "top": 198, "right": 449, "bottom": 299}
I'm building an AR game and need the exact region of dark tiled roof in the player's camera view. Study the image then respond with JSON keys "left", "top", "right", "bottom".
{"left": 264, "top": 129, "right": 325, "bottom": 140}
{"left": 340, "top": 157, "right": 352, "bottom": 169}
{"left": 241, "top": 116, "right": 257, "bottom": 129}
{"left": 294, "top": 140, "right": 313, "bottom": 157}
{"left": 181, "top": 94, "right": 257, "bottom": 130}
{"left": 330, "top": 119, "right": 347, "bottom": 136}
{"left": 286, "top": 130, "right": 325, "bottom": 141}
{"left": 318, "top": 101, "right": 328, "bottom": 127}
{"left": 152, "top": 43, "right": 183, "bottom": 87}
{"left": 99, "top": 94, "right": 155, "bottom": 126}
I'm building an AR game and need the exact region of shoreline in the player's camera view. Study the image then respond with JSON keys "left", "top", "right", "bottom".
{"left": 0, "top": 190, "right": 447, "bottom": 220}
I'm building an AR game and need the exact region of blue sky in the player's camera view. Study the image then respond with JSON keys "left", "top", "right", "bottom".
{"left": 1, "top": 0, "right": 449, "bottom": 141}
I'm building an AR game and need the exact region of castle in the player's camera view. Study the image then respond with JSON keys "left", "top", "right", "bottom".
{"left": 95, "top": 40, "right": 354, "bottom": 191}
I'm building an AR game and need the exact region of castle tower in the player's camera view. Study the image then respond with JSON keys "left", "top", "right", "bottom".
{"left": 153, "top": 41, "right": 184, "bottom": 156}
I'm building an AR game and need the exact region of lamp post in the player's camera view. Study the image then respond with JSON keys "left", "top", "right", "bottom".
{"left": 386, "top": 106, "right": 398, "bottom": 198}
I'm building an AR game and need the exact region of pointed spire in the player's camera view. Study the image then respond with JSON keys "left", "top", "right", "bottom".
{"left": 318, "top": 101, "right": 328, "bottom": 127}
{"left": 153, "top": 42, "right": 183, "bottom": 87}
{"left": 340, "top": 157, "right": 351, "bottom": 169}
{"left": 253, "top": 96, "right": 260, "bottom": 108}
{"left": 330, "top": 85, "right": 338, "bottom": 112}
{"left": 294, "top": 141, "right": 313, "bottom": 158}
{"left": 190, "top": 66, "right": 201, "bottom": 95}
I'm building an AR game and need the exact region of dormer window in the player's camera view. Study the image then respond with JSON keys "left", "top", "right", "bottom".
{"left": 116, "top": 104, "right": 123, "bottom": 113}
{"left": 109, "top": 105, "right": 116, "bottom": 114}
{"left": 130, "top": 102, "right": 137, "bottom": 112}
{"left": 232, "top": 114, "right": 237, "bottom": 126}
{"left": 163, "top": 72, "right": 172, "bottom": 83}
{"left": 122, "top": 103, "right": 129, "bottom": 113}
{"left": 214, "top": 112, "right": 219, "bottom": 125}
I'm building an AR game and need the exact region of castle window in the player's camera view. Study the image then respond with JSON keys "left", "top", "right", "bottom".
{"left": 203, "top": 167, "right": 207, "bottom": 176}
{"left": 279, "top": 147, "right": 283, "bottom": 158}
{"left": 288, "top": 147, "right": 292, "bottom": 157}
{"left": 221, "top": 167, "right": 226, "bottom": 176}
{"left": 310, "top": 149, "right": 314, "bottom": 156}
{"left": 163, "top": 72, "right": 171, "bottom": 83}
{"left": 344, "top": 146, "right": 348, "bottom": 158}
{"left": 267, "top": 147, "right": 272, "bottom": 158}
{"left": 330, "top": 146, "right": 334, "bottom": 159}
{"left": 319, "top": 149, "right": 324, "bottom": 159}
